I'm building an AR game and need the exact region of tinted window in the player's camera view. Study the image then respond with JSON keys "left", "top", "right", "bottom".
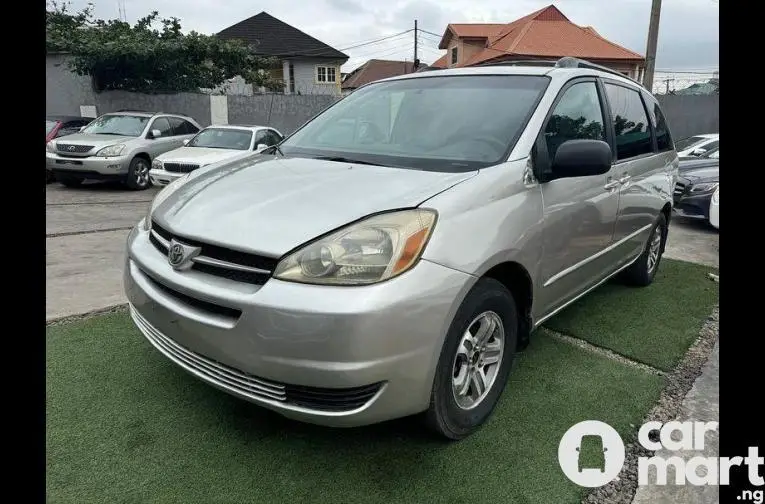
{"left": 280, "top": 75, "right": 550, "bottom": 172}
{"left": 647, "top": 102, "right": 673, "bottom": 152}
{"left": 253, "top": 130, "right": 268, "bottom": 148}
{"left": 700, "top": 140, "right": 718, "bottom": 152}
{"left": 604, "top": 84, "right": 653, "bottom": 160}
{"left": 82, "top": 114, "right": 149, "bottom": 137}
{"left": 544, "top": 81, "right": 606, "bottom": 161}
{"left": 264, "top": 130, "right": 282, "bottom": 146}
{"left": 151, "top": 117, "right": 173, "bottom": 137}
{"left": 169, "top": 117, "right": 199, "bottom": 135}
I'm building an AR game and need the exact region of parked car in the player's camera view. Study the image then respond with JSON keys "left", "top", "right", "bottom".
{"left": 45, "top": 111, "right": 202, "bottom": 190}
{"left": 576, "top": 435, "right": 608, "bottom": 473}
{"left": 674, "top": 133, "right": 718, "bottom": 157}
{"left": 673, "top": 147, "right": 719, "bottom": 228}
{"left": 46, "top": 115, "right": 93, "bottom": 183}
{"left": 149, "top": 125, "right": 284, "bottom": 186}
{"left": 125, "top": 57, "right": 678, "bottom": 439}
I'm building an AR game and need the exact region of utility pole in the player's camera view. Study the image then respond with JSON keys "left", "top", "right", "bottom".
{"left": 642, "top": 0, "right": 662, "bottom": 91}
{"left": 413, "top": 20, "right": 419, "bottom": 72}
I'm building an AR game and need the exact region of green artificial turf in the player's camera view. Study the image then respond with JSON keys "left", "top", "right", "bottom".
{"left": 47, "top": 313, "right": 663, "bottom": 504}
{"left": 542, "top": 258, "right": 718, "bottom": 371}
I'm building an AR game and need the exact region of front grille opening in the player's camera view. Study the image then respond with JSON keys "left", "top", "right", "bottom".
{"left": 285, "top": 383, "right": 384, "bottom": 412}
{"left": 150, "top": 222, "right": 279, "bottom": 285}
{"left": 191, "top": 262, "right": 270, "bottom": 284}
{"left": 142, "top": 271, "right": 241, "bottom": 320}
{"left": 164, "top": 163, "right": 200, "bottom": 174}
{"left": 57, "top": 143, "right": 93, "bottom": 153}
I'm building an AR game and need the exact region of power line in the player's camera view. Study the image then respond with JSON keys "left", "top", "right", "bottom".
{"left": 272, "top": 29, "right": 413, "bottom": 58}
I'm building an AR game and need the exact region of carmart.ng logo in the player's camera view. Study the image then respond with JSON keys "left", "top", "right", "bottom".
{"left": 559, "top": 420, "right": 764, "bottom": 497}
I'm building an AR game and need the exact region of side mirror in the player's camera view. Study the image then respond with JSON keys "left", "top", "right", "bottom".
{"left": 182, "top": 139, "right": 189, "bottom": 145}
{"left": 79, "top": 126, "right": 86, "bottom": 132}
{"left": 256, "top": 143, "right": 269, "bottom": 152}
{"left": 548, "top": 139, "right": 612, "bottom": 181}
{"left": 150, "top": 129, "right": 162, "bottom": 139}
{"left": 690, "top": 147, "right": 707, "bottom": 156}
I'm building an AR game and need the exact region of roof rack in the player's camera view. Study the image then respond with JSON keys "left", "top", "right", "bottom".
{"left": 555, "top": 57, "right": 644, "bottom": 87}
{"left": 473, "top": 56, "right": 645, "bottom": 88}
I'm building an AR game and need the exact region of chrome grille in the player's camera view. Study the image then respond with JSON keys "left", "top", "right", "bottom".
{"left": 130, "top": 305, "right": 287, "bottom": 402}
{"left": 149, "top": 222, "right": 277, "bottom": 285}
{"left": 130, "top": 305, "right": 385, "bottom": 412}
{"left": 57, "top": 143, "right": 93, "bottom": 153}
{"left": 163, "top": 162, "right": 200, "bottom": 173}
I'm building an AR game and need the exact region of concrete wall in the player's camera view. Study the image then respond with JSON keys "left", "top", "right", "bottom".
{"left": 228, "top": 94, "right": 339, "bottom": 134}
{"left": 657, "top": 94, "right": 719, "bottom": 140}
{"left": 93, "top": 91, "right": 213, "bottom": 127}
{"left": 46, "top": 54, "right": 97, "bottom": 116}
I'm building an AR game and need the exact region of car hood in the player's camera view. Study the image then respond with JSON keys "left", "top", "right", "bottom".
{"left": 153, "top": 156, "right": 477, "bottom": 258}
{"left": 156, "top": 147, "right": 252, "bottom": 166}
{"left": 678, "top": 157, "right": 718, "bottom": 172}
{"left": 52, "top": 133, "right": 134, "bottom": 149}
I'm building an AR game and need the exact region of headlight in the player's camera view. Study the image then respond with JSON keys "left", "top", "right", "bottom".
{"left": 96, "top": 144, "right": 126, "bottom": 157}
{"left": 142, "top": 174, "right": 190, "bottom": 231}
{"left": 273, "top": 209, "right": 437, "bottom": 285}
{"left": 152, "top": 159, "right": 163, "bottom": 170}
{"left": 711, "top": 187, "right": 719, "bottom": 204}
{"left": 691, "top": 182, "right": 718, "bottom": 193}
{"left": 46, "top": 141, "right": 57, "bottom": 153}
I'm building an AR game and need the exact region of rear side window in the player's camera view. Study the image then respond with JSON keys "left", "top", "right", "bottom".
{"left": 168, "top": 117, "right": 199, "bottom": 135}
{"left": 604, "top": 84, "right": 653, "bottom": 160}
{"left": 647, "top": 101, "right": 673, "bottom": 152}
{"left": 151, "top": 117, "right": 173, "bottom": 137}
{"left": 544, "top": 81, "right": 606, "bottom": 161}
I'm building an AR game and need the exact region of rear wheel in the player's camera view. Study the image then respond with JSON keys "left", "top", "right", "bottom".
{"left": 425, "top": 278, "right": 518, "bottom": 440}
{"left": 126, "top": 157, "right": 152, "bottom": 190}
{"left": 620, "top": 213, "right": 667, "bottom": 287}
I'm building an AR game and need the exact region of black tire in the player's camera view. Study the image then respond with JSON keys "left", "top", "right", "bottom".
{"left": 620, "top": 213, "right": 668, "bottom": 287}
{"left": 125, "top": 157, "right": 152, "bottom": 190}
{"left": 57, "top": 174, "right": 84, "bottom": 187}
{"left": 46, "top": 170, "right": 55, "bottom": 184}
{"left": 425, "top": 277, "right": 518, "bottom": 440}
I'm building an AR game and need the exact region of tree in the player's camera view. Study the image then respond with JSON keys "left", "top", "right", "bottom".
{"left": 46, "top": 1, "right": 283, "bottom": 93}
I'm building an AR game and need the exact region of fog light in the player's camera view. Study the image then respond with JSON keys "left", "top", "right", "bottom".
{"left": 107, "top": 164, "right": 121, "bottom": 170}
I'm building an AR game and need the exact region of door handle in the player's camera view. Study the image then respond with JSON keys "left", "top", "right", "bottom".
{"left": 619, "top": 175, "right": 631, "bottom": 184}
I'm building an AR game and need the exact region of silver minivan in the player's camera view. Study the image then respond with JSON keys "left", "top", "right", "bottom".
{"left": 125, "top": 58, "right": 678, "bottom": 439}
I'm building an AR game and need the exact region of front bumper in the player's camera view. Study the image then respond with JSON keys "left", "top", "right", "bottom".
{"left": 46, "top": 151, "right": 131, "bottom": 177}
{"left": 149, "top": 169, "right": 185, "bottom": 187}
{"left": 124, "top": 223, "right": 474, "bottom": 427}
{"left": 673, "top": 191, "right": 714, "bottom": 220}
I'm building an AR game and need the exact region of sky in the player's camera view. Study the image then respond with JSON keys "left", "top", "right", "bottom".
{"left": 67, "top": 0, "right": 719, "bottom": 74}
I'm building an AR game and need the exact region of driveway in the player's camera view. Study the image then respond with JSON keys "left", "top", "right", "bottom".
{"left": 46, "top": 182, "right": 160, "bottom": 320}
{"left": 45, "top": 184, "right": 720, "bottom": 320}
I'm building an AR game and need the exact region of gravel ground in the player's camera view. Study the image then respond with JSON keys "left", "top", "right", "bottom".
{"left": 582, "top": 306, "right": 720, "bottom": 504}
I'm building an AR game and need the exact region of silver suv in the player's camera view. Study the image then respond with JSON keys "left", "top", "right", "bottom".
{"left": 124, "top": 58, "right": 679, "bottom": 439}
{"left": 46, "top": 111, "right": 202, "bottom": 190}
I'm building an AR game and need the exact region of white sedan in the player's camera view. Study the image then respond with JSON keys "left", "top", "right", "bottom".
{"left": 149, "top": 124, "right": 284, "bottom": 186}
{"left": 709, "top": 186, "right": 719, "bottom": 229}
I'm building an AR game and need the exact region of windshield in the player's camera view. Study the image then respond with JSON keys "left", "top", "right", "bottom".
{"left": 46, "top": 120, "right": 58, "bottom": 135}
{"left": 279, "top": 75, "right": 550, "bottom": 171}
{"left": 187, "top": 128, "right": 253, "bottom": 150}
{"left": 81, "top": 114, "right": 149, "bottom": 137}
{"left": 705, "top": 148, "right": 719, "bottom": 159}
{"left": 674, "top": 136, "right": 706, "bottom": 151}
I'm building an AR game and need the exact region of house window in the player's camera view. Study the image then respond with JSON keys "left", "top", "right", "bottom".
{"left": 289, "top": 63, "right": 295, "bottom": 93}
{"left": 451, "top": 47, "right": 458, "bottom": 65}
{"left": 317, "top": 66, "right": 336, "bottom": 83}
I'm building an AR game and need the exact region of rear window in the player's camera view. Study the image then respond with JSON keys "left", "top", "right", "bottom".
{"left": 674, "top": 136, "right": 706, "bottom": 151}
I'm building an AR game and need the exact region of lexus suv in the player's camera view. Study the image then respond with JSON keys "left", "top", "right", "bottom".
{"left": 125, "top": 57, "right": 679, "bottom": 439}
{"left": 46, "top": 110, "right": 202, "bottom": 190}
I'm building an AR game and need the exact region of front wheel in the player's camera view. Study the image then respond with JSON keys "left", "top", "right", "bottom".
{"left": 425, "top": 278, "right": 518, "bottom": 440}
{"left": 620, "top": 213, "right": 667, "bottom": 287}
{"left": 125, "top": 157, "right": 152, "bottom": 190}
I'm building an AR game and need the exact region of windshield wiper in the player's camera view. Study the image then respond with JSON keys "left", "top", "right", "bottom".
{"left": 264, "top": 144, "right": 284, "bottom": 157}
{"left": 313, "top": 156, "right": 384, "bottom": 166}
